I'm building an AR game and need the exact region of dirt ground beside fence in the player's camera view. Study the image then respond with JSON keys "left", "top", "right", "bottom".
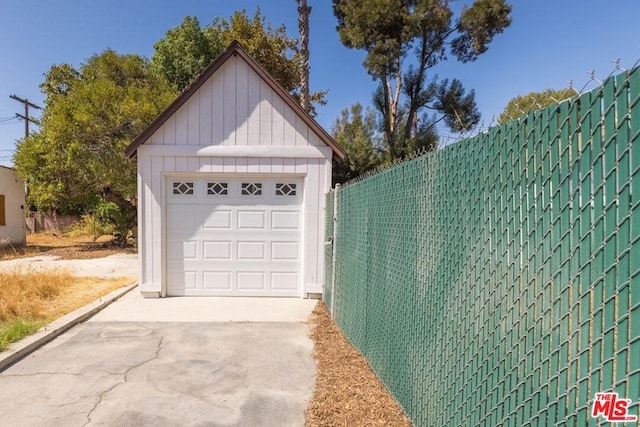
{"left": 306, "top": 302, "right": 412, "bottom": 426}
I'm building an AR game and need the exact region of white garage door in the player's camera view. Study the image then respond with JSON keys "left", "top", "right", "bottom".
{"left": 166, "top": 177, "right": 303, "bottom": 296}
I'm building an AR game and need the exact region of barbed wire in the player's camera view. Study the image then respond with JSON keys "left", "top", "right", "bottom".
{"left": 507, "top": 58, "right": 640, "bottom": 121}
{"left": 337, "top": 58, "right": 640, "bottom": 190}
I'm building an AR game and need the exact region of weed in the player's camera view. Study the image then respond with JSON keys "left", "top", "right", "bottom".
{"left": 0, "top": 320, "right": 44, "bottom": 351}
{"left": 65, "top": 214, "right": 115, "bottom": 240}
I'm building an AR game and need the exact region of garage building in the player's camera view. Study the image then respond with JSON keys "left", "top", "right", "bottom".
{"left": 126, "top": 41, "right": 345, "bottom": 297}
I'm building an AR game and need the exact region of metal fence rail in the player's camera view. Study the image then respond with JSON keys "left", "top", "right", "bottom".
{"left": 325, "top": 67, "right": 640, "bottom": 426}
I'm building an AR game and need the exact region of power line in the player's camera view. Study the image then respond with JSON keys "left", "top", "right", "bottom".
{"left": 9, "top": 94, "right": 41, "bottom": 138}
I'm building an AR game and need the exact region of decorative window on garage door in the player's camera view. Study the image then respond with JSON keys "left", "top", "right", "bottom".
{"left": 207, "top": 182, "right": 228, "bottom": 195}
{"left": 172, "top": 182, "right": 194, "bottom": 195}
{"left": 241, "top": 182, "right": 262, "bottom": 196}
{"left": 275, "top": 183, "right": 297, "bottom": 196}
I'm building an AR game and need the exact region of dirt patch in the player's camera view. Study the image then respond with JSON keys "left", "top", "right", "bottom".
{"left": 305, "top": 302, "right": 412, "bottom": 426}
{"left": 0, "top": 234, "right": 135, "bottom": 260}
{"left": 39, "top": 276, "right": 133, "bottom": 319}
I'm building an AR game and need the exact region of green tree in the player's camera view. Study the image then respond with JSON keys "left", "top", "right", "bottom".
{"left": 333, "top": 0, "right": 512, "bottom": 157}
{"left": 152, "top": 9, "right": 326, "bottom": 109}
{"left": 332, "top": 103, "right": 382, "bottom": 184}
{"left": 151, "top": 16, "right": 224, "bottom": 92}
{"left": 498, "top": 88, "right": 576, "bottom": 123}
{"left": 14, "top": 50, "right": 175, "bottom": 243}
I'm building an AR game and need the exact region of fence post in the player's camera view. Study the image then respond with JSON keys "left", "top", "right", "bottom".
{"left": 330, "top": 183, "right": 340, "bottom": 317}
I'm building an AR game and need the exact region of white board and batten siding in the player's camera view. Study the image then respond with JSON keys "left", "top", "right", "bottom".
{"left": 135, "top": 52, "right": 334, "bottom": 297}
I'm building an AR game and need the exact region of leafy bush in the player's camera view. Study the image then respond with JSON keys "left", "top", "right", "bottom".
{"left": 95, "top": 201, "right": 135, "bottom": 245}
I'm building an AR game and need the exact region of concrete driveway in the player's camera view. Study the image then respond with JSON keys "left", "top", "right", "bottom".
{"left": 0, "top": 290, "right": 317, "bottom": 426}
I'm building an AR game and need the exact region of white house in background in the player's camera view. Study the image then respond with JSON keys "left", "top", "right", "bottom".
{"left": 0, "top": 165, "right": 26, "bottom": 247}
{"left": 126, "top": 41, "right": 345, "bottom": 298}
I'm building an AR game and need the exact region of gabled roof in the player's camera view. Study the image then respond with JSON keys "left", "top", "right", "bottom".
{"left": 125, "top": 40, "right": 345, "bottom": 160}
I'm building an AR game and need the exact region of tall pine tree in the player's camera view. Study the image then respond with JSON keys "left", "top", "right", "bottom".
{"left": 333, "top": 0, "right": 512, "bottom": 157}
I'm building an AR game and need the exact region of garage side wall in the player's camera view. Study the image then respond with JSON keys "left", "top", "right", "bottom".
{"left": 136, "top": 154, "right": 331, "bottom": 297}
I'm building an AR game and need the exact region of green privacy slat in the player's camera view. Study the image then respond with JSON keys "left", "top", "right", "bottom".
{"left": 592, "top": 87, "right": 605, "bottom": 156}
{"left": 603, "top": 76, "right": 617, "bottom": 149}
{"left": 324, "top": 67, "right": 639, "bottom": 426}
{"left": 630, "top": 67, "right": 640, "bottom": 136}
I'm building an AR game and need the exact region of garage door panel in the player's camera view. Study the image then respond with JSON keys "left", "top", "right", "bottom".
{"left": 167, "top": 272, "right": 182, "bottom": 295}
{"left": 203, "top": 272, "right": 232, "bottom": 290}
{"left": 271, "top": 272, "right": 299, "bottom": 290}
{"left": 237, "top": 241, "right": 266, "bottom": 260}
{"left": 184, "top": 272, "right": 198, "bottom": 290}
{"left": 203, "top": 210, "right": 232, "bottom": 229}
{"left": 203, "top": 241, "right": 232, "bottom": 260}
{"left": 167, "top": 177, "right": 301, "bottom": 297}
{"left": 237, "top": 272, "right": 266, "bottom": 290}
{"left": 167, "top": 206, "right": 198, "bottom": 232}
{"left": 271, "top": 211, "right": 300, "bottom": 230}
{"left": 237, "top": 210, "right": 266, "bottom": 229}
{"left": 167, "top": 239, "right": 198, "bottom": 260}
{"left": 168, "top": 269, "right": 198, "bottom": 294}
{"left": 271, "top": 242, "right": 299, "bottom": 260}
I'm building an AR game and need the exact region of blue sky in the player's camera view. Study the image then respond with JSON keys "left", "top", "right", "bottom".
{"left": 0, "top": 0, "right": 639, "bottom": 166}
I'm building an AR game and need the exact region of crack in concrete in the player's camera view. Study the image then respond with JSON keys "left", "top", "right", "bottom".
{"left": 83, "top": 335, "right": 165, "bottom": 426}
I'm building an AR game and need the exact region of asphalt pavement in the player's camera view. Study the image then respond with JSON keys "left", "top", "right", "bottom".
{"left": 0, "top": 289, "right": 317, "bottom": 426}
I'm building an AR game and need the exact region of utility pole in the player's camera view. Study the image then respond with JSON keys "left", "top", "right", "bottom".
{"left": 10, "top": 94, "right": 41, "bottom": 138}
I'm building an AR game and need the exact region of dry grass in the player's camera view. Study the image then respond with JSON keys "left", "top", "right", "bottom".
{"left": 0, "top": 266, "right": 133, "bottom": 350}
{"left": 0, "top": 267, "right": 132, "bottom": 321}
{"left": 39, "top": 276, "right": 133, "bottom": 320}
{"left": 0, "top": 267, "right": 74, "bottom": 321}
{"left": 0, "top": 233, "right": 134, "bottom": 261}
{"left": 306, "top": 302, "right": 412, "bottom": 427}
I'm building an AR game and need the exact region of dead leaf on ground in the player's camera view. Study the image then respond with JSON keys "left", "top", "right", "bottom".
{"left": 306, "top": 302, "right": 412, "bottom": 427}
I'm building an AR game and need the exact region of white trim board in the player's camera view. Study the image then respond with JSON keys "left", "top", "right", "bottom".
{"left": 137, "top": 145, "right": 333, "bottom": 159}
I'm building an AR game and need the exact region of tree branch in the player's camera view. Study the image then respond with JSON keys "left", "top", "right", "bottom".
{"left": 422, "top": 114, "right": 447, "bottom": 133}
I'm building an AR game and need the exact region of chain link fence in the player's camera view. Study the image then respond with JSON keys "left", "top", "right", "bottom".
{"left": 325, "top": 67, "right": 640, "bottom": 426}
